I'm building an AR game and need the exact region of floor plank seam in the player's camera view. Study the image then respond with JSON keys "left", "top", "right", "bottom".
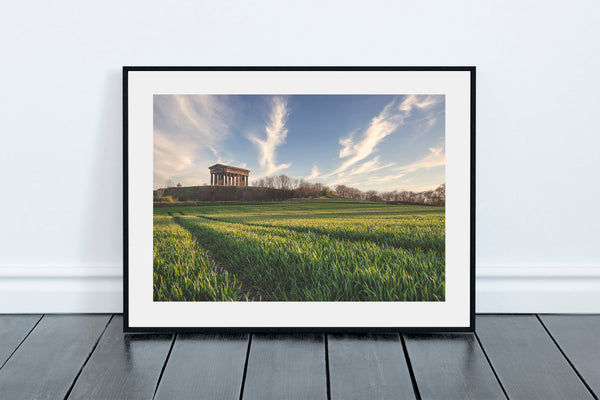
{"left": 325, "top": 334, "right": 331, "bottom": 400}
{"left": 63, "top": 314, "right": 114, "bottom": 400}
{"left": 473, "top": 331, "right": 510, "bottom": 400}
{"left": 0, "top": 314, "right": 44, "bottom": 371}
{"left": 152, "top": 333, "right": 177, "bottom": 400}
{"left": 238, "top": 333, "right": 253, "bottom": 400}
{"left": 535, "top": 315, "right": 598, "bottom": 400}
{"left": 400, "top": 334, "right": 422, "bottom": 400}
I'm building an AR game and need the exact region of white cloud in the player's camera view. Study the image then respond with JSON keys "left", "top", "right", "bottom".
{"left": 396, "top": 146, "right": 445, "bottom": 173}
{"left": 327, "top": 95, "right": 443, "bottom": 178}
{"left": 153, "top": 129, "right": 202, "bottom": 188}
{"left": 306, "top": 164, "right": 320, "bottom": 180}
{"left": 248, "top": 96, "right": 291, "bottom": 175}
{"left": 330, "top": 146, "right": 444, "bottom": 190}
{"left": 397, "top": 94, "right": 443, "bottom": 112}
{"left": 329, "top": 101, "right": 400, "bottom": 176}
{"left": 338, "top": 136, "right": 354, "bottom": 158}
{"left": 153, "top": 95, "right": 231, "bottom": 189}
{"left": 350, "top": 156, "right": 395, "bottom": 175}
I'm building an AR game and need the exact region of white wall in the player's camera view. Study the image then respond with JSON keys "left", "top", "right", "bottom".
{"left": 1, "top": 0, "right": 599, "bottom": 313}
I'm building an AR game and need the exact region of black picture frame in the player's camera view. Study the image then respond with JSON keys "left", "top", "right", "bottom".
{"left": 123, "top": 66, "right": 475, "bottom": 333}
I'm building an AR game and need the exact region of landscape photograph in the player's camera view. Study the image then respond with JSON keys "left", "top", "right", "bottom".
{"left": 152, "top": 94, "right": 446, "bottom": 302}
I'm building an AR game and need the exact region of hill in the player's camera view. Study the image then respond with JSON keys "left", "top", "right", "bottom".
{"left": 154, "top": 186, "right": 296, "bottom": 202}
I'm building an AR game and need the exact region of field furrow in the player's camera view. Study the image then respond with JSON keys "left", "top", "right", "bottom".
{"left": 195, "top": 214, "right": 444, "bottom": 253}
{"left": 153, "top": 215, "right": 244, "bottom": 301}
{"left": 176, "top": 215, "right": 445, "bottom": 301}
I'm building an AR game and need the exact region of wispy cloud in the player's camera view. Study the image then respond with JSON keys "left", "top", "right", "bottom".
{"left": 329, "top": 146, "right": 444, "bottom": 190}
{"left": 153, "top": 95, "right": 231, "bottom": 188}
{"left": 306, "top": 164, "right": 320, "bottom": 180}
{"left": 396, "top": 146, "right": 445, "bottom": 173}
{"left": 329, "top": 101, "right": 399, "bottom": 176}
{"left": 327, "top": 95, "right": 443, "bottom": 178}
{"left": 350, "top": 156, "right": 395, "bottom": 175}
{"left": 248, "top": 97, "right": 291, "bottom": 175}
{"left": 153, "top": 129, "right": 197, "bottom": 186}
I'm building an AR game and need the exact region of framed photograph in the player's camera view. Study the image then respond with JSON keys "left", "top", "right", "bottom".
{"left": 124, "top": 67, "right": 475, "bottom": 332}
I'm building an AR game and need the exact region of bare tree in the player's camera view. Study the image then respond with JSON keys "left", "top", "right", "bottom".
{"left": 274, "top": 174, "right": 291, "bottom": 190}
{"left": 365, "top": 190, "right": 381, "bottom": 202}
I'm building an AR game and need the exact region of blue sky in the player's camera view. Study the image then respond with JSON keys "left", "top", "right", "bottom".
{"left": 153, "top": 94, "right": 445, "bottom": 192}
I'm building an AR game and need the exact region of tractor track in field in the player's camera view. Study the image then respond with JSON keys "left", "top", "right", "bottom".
{"left": 169, "top": 213, "right": 258, "bottom": 301}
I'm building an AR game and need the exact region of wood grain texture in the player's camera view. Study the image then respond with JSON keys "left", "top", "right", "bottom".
{"left": 155, "top": 333, "right": 249, "bottom": 400}
{"left": 539, "top": 314, "right": 600, "bottom": 398}
{"left": 404, "top": 333, "right": 506, "bottom": 400}
{"left": 0, "top": 314, "right": 41, "bottom": 368}
{"left": 0, "top": 314, "right": 110, "bottom": 400}
{"left": 328, "top": 333, "right": 415, "bottom": 400}
{"left": 67, "top": 315, "right": 173, "bottom": 400}
{"left": 476, "top": 315, "right": 594, "bottom": 400}
{"left": 243, "top": 334, "right": 327, "bottom": 400}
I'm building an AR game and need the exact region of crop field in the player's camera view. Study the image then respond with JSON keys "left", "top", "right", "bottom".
{"left": 153, "top": 198, "right": 445, "bottom": 302}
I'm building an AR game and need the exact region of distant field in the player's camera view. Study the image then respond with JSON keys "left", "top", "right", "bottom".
{"left": 153, "top": 198, "right": 445, "bottom": 302}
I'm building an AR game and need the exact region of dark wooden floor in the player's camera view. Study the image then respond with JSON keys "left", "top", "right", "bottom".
{"left": 0, "top": 315, "right": 598, "bottom": 400}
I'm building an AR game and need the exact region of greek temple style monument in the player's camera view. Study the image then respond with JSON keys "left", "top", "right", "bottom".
{"left": 209, "top": 164, "right": 250, "bottom": 186}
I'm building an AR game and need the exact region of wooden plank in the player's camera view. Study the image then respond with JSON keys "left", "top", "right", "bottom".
{"left": 0, "top": 314, "right": 110, "bottom": 400}
{"left": 243, "top": 334, "right": 327, "bottom": 400}
{"left": 67, "top": 315, "right": 173, "bottom": 400}
{"left": 539, "top": 314, "right": 600, "bottom": 398}
{"left": 155, "top": 333, "right": 248, "bottom": 400}
{"left": 404, "top": 333, "right": 506, "bottom": 400}
{"left": 328, "top": 333, "right": 416, "bottom": 400}
{"left": 0, "top": 314, "right": 41, "bottom": 368}
{"left": 476, "top": 315, "right": 594, "bottom": 400}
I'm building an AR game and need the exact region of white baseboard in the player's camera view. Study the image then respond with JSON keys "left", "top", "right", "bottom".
{"left": 476, "top": 266, "right": 600, "bottom": 313}
{"left": 0, "top": 266, "right": 123, "bottom": 313}
{"left": 1, "top": 265, "right": 599, "bottom": 313}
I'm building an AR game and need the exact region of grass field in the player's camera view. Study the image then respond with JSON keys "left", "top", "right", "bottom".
{"left": 153, "top": 198, "right": 445, "bottom": 302}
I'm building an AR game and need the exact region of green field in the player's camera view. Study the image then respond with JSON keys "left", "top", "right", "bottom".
{"left": 153, "top": 198, "right": 445, "bottom": 302}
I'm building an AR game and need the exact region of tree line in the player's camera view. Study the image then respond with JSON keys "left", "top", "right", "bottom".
{"left": 253, "top": 174, "right": 445, "bottom": 206}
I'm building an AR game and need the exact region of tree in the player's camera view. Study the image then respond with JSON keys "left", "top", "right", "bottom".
{"left": 365, "top": 190, "right": 381, "bottom": 202}
{"left": 165, "top": 179, "right": 175, "bottom": 188}
{"left": 432, "top": 184, "right": 445, "bottom": 206}
{"left": 274, "top": 174, "right": 291, "bottom": 190}
{"left": 335, "top": 184, "right": 349, "bottom": 197}
{"left": 176, "top": 182, "right": 182, "bottom": 187}
{"left": 319, "top": 186, "right": 334, "bottom": 196}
